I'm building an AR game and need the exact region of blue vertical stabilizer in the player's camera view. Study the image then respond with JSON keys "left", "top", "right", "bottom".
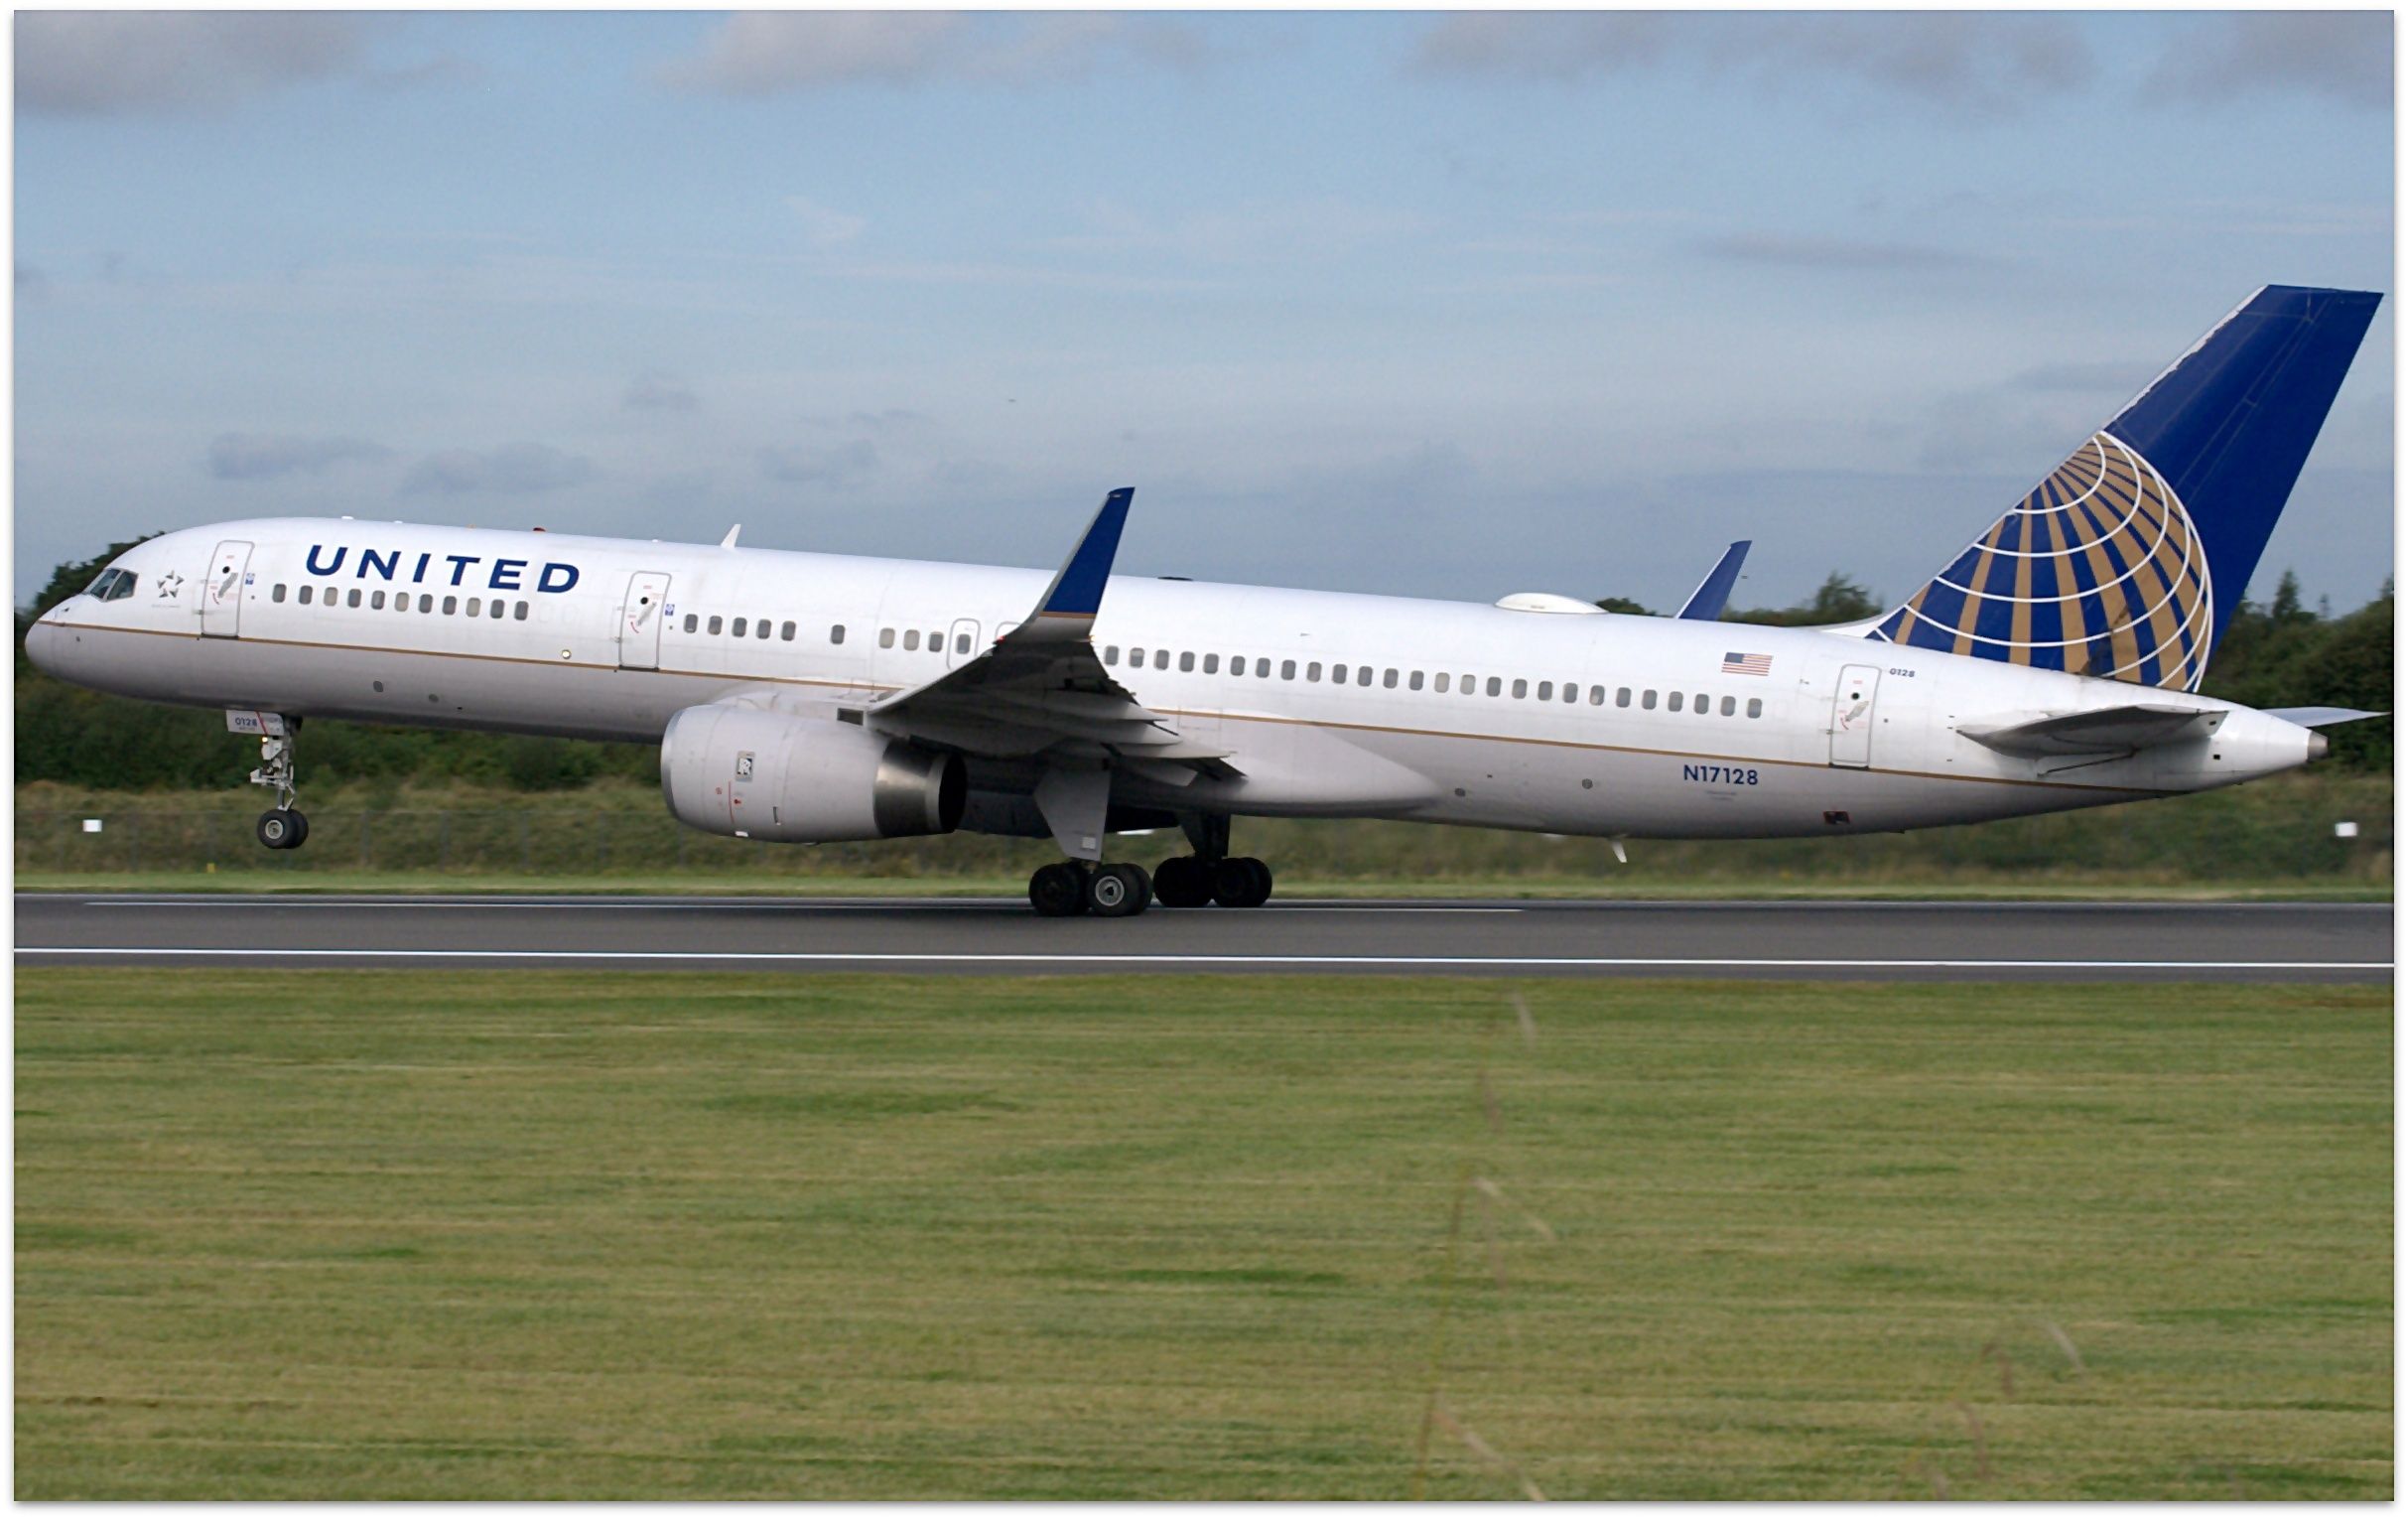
{"left": 1871, "top": 286, "right": 2380, "bottom": 689}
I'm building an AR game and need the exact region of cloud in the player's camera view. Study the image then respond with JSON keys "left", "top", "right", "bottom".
{"left": 787, "top": 196, "right": 867, "bottom": 248}
{"left": 759, "top": 441, "right": 879, "bottom": 488}
{"left": 2146, "top": 12, "right": 2390, "bottom": 111}
{"left": 208, "top": 433, "right": 392, "bottom": 481}
{"left": 402, "top": 443, "right": 594, "bottom": 495}
{"left": 1690, "top": 232, "right": 1991, "bottom": 272}
{"left": 660, "top": 12, "right": 1209, "bottom": 94}
{"left": 624, "top": 370, "right": 699, "bottom": 413}
{"left": 17, "top": 12, "right": 367, "bottom": 115}
{"left": 2009, "top": 361, "right": 2146, "bottom": 394}
{"left": 1411, "top": 12, "right": 2093, "bottom": 119}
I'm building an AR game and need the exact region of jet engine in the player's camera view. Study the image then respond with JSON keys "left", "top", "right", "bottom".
{"left": 660, "top": 704, "right": 965, "bottom": 843}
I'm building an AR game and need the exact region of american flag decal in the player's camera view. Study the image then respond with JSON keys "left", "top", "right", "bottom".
{"left": 1722, "top": 651, "right": 1772, "bottom": 676}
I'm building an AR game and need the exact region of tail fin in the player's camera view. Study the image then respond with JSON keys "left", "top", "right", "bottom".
{"left": 1871, "top": 285, "right": 2381, "bottom": 690}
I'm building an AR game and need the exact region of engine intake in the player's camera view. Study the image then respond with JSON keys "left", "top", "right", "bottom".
{"left": 661, "top": 705, "right": 966, "bottom": 843}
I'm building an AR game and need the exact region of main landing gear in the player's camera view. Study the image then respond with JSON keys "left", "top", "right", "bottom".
{"left": 241, "top": 713, "right": 311, "bottom": 851}
{"left": 1024, "top": 845, "right": 1274, "bottom": 917}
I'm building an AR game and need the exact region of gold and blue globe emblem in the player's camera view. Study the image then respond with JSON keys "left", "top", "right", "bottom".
{"left": 1875, "top": 432, "right": 2211, "bottom": 691}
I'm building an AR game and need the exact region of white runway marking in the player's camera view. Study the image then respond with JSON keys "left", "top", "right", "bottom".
{"left": 16, "top": 946, "right": 2390, "bottom": 972}
{"left": 78, "top": 899, "right": 1521, "bottom": 915}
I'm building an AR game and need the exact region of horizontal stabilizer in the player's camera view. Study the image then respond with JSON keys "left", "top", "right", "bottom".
{"left": 1958, "top": 703, "right": 2225, "bottom": 758}
{"left": 2265, "top": 706, "right": 2387, "bottom": 729}
{"left": 1676, "top": 540, "right": 1751, "bottom": 621}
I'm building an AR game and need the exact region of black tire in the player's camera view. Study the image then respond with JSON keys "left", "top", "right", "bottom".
{"left": 1028, "top": 862, "right": 1088, "bottom": 917}
{"left": 285, "top": 809, "right": 310, "bottom": 848}
{"left": 1211, "top": 855, "right": 1272, "bottom": 909}
{"left": 1086, "top": 862, "right": 1151, "bottom": 917}
{"left": 256, "top": 809, "right": 296, "bottom": 850}
{"left": 1152, "top": 856, "right": 1212, "bottom": 908}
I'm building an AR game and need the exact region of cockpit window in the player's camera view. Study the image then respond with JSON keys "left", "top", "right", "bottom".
{"left": 84, "top": 568, "right": 138, "bottom": 602}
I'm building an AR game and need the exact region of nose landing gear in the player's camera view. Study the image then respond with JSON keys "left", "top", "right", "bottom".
{"left": 233, "top": 710, "right": 311, "bottom": 850}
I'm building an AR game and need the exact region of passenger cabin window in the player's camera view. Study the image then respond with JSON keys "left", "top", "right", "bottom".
{"left": 1331, "top": 663, "right": 1347, "bottom": 684}
{"left": 734, "top": 618, "right": 749, "bottom": 638}
{"left": 1537, "top": 681, "right": 1552, "bottom": 701}
{"left": 1513, "top": 679, "right": 1529, "bottom": 699}
{"left": 419, "top": 594, "right": 434, "bottom": 613}
{"left": 830, "top": 624, "right": 845, "bottom": 644}
{"left": 1747, "top": 698, "right": 1763, "bottom": 719}
{"left": 514, "top": 602, "right": 529, "bottom": 621}
{"left": 1408, "top": 671, "right": 1423, "bottom": 691}
{"left": 1642, "top": 689, "right": 1657, "bottom": 710}
{"left": 1434, "top": 673, "right": 1449, "bottom": 693}
{"left": 298, "top": 586, "right": 314, "bottom": 605}
{"left": 953, "top": 631, "right": 968, "bottom": 654}
{"left": 756, "top": 621, "right": 770, "bottom": 640}
{"left": 1357, "top": 666, "right": 1372, "bottom": 687}
{"left": 1460, "top": 674, "right": 1475, "bottom": 695}
{"left": 371, "top": 591, "right": 386, "bottom": 610}
{"left": 490, "top": 600, "right": 505, "bottom": 619}
{"left": 272, "top": 584, "right": 288, "bottom": 603}
{"left": 1203, "top": 653, "right": 1220, "bottom": 674}
{"left": 1720, "top": 695, "right": 1736, "bottom": 716}
{"left": 1668, "top": 691, "right": 1683, "bottom": 712}
{"left": 1486, "top": 677, "right": 1502, "bottom": 697}
{"left": 1104, "top": 645, "right": 1120, "bottom": 665}
{"left": 1255, "top": 658, "right": 1271, "bottom": 677}
{"left": 1280, "top": 659, "right": 1296, "bottom": 680}
{"left": 1617, "top": 687, "right": 1632, "bottom": 707}
{"left": 347, "top": 589, "right": 362, "bottom": 609}
{"left": 443, "top": 596, "right": 458, "bottom": 616}
{"left": 708, "top": 616, "right": 724, "bottom": 635}
{"left": 1153, "top": 649, "right": 1169, "bottom": 670}
{"left": 1180, "top": 651, "right": 1195, "bottom": 672}
{"left": 467, "top": 598, "right": 481, "bottom": 617}
{"left": 1694, "top": 692, "right": 1708, "bottom": 713}
{"left": 927, "top": 630, "right": 941, "bottom": 651}
{"left": 1307, "top": 662, "right": 1322, "bottom": 682}
{"left": 1588, "top": 685, "right": 1603, "bottom": 705}
{"left": 782, "top": 621, "right": 797, "bottom": 641}
{"left": 877, "top": 627, "right": 894, "bottom": 648}
{"left": 684, "top": 614, "right": 699, "bottom": 633}
{"left": 1385, "top": 668, "right": 1399, "bottom": 689}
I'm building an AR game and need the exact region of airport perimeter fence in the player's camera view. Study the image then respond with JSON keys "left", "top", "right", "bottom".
{"left": 16, "top": 776, "right": 2394, "bottom": 885}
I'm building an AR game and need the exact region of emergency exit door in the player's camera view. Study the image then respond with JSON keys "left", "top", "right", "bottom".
{"left": 618, "top": 572, "right": 672, "bottom": 669}
{"left": 1828, "top": 663, "right": 1880, "bottom": 767}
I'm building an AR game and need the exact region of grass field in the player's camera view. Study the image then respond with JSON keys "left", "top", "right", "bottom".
{"left": 16, "top": 971, "right": 2392, "bottom": 1499}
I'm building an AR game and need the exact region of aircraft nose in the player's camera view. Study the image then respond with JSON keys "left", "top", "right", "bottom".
{"left": 23, "top": 611, "right": 71, "bottom": 676}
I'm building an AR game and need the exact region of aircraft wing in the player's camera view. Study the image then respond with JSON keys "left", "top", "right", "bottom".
{"left": 2265, "top": 706, "right": 2387, "bottom": 728}
{"left": 1957, "top": 703, "right": 2227, "bottom": 758}
{"left": 855, "top": 488, "right": 1239, "bottom": 771}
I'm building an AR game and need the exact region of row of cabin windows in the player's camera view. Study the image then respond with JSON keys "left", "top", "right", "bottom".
{"left": 878, "top": 625, "right": 972, "bottom": 655}
{"left": 680, "top": 613, "right": 804, "bottom": 641}
{"left": 274, "top": 583, "right": 527, "bottom": 620}
{"left": 1098, "top": 644, "right": 1765, "bottom": 719}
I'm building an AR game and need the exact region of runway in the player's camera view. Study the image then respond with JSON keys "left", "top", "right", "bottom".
{"left": 12, "top": 893, "right": 2392, "bottom": 981}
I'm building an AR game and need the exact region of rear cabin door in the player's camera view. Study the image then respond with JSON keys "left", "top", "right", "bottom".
{"left": 1829, "top": 663, "right": 1880, "bottom": 768}
{"left": 200, "top": 539, "right": 253, "bottom": 638}
{"left": 618, "top": 571, "right": 672, "bottom": 669}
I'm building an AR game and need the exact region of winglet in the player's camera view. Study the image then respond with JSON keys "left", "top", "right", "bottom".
{"left": 1030, "top": 487, "right": 1134, "bottom": 624}
{"left": 1676, "top": 540, "right": 1751, "bottom": 621}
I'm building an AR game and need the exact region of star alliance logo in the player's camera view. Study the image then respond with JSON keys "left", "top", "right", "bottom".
{"left": 155, "top": 572, "right": 186, "bottom": 601}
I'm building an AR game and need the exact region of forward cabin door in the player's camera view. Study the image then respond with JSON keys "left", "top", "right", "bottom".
{"left": 1828, "top": 663, "right": 1881, "bottom": 768}
{"left": 618, "top": 571, "right": 672, "bottom": 670}
{"left": 199, "top": 539, "right": 253, "bottom": 638}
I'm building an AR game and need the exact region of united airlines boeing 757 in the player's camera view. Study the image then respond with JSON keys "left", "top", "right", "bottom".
{"left": 25, "top": 286, "right": 2384, "bottom": 915}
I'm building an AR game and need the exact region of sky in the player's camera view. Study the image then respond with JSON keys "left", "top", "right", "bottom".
{"left": 13, "top": 10, "right": 2396, "bottom": 616}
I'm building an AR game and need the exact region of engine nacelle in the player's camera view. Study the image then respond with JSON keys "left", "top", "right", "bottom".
{"left": 660, "top": 705, "right": 966, "bottom": 843}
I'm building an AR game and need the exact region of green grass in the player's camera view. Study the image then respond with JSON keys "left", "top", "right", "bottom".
{"left": 16, "top": 972, "right": 2393, "bottom": 1498}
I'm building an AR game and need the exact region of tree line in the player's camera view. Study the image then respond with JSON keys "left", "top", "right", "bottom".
{"left": 16, "top": 541, "right": 2392, "bottom": 792}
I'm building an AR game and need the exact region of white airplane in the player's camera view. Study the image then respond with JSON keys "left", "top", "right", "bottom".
{"left": 25, "top": 285, "right": 2384, "bottom": 916}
